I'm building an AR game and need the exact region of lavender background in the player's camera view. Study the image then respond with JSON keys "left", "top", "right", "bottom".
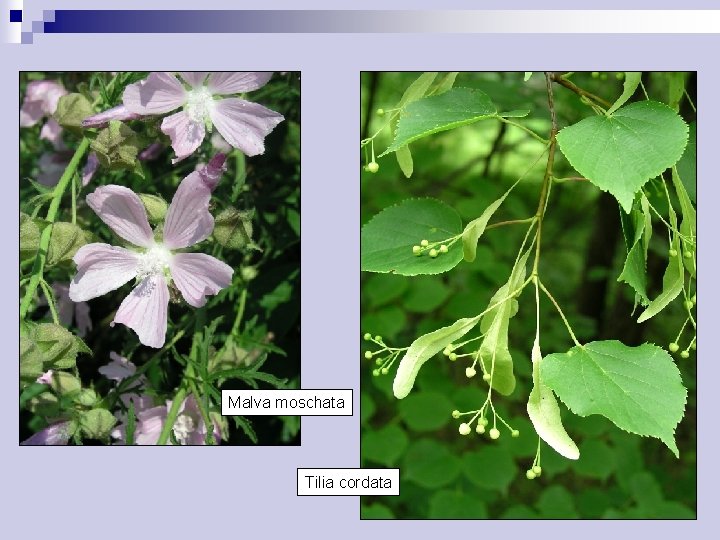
{"left": 3, "top": 0, "right": 716, "bottom": 536}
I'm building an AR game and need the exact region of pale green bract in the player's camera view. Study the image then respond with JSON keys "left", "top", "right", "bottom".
{"left": 383, "top": 88, "right": 497, "bottom": 154}
{"left": 393, "top": 316, "right": 481, "bottom": 399}
{"left": 462, "top": 180, "right": 519, "bottom": 263}
{"left": 556, "top": 101, "right": 689, "bottom": 213}
{"left": 617, "top": 196, "right": 651, "bottom": 306}
{"left": 541, "top": 341, "right": 687, "bottom": 457}
{"left": 526, "top": 337, "right": 580, "bottom": 460}
{"left": 361, "top": 198, "right": 463, "bottom": 276}
{"left": 605, "top": 72, "right": 641, "bottom": 116}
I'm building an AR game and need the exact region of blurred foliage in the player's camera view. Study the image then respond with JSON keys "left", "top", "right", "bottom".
{"left": 360, "top": 72, "right": 696, "bottom": 518}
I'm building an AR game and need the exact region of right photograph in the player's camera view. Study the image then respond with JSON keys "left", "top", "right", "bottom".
{"left": 360, "top": 72, "right": 696, "bottom": 519}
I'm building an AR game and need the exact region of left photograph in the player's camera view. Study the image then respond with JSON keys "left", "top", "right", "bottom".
{"left": 20, "top": 72, "right": 301, "bottom": 445}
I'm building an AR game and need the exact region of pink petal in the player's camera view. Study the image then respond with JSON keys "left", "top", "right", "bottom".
{"left": 40, "top": 118, "right": 65, "bottom": 150}
{"left": 210, "top": 131, "right": 232, "bottom": 152}
{"left": 123, "top": 72, "right": 186, "bottom": 115}
{"left": 82, "top": 104, "right": 143, "bottom": 128}
{"left": 179, "top": 72, "right": 209, "bottom": 88}
{"left": 81, "top": 152, "right": 100, "bottom": 187}
{"left": 134, "top": 406, "right": 168, "bottom": 445}
{"left": 36, "top": 151, "right": 69, "bottom": 187}
{"left": 69, "top": 243, "right": 139, "bottom": 302}
{"left": 138, "top": 142, "right": 164, "bottom": 161}
{"left": 162, "top": 156, "right": 226, "bottom": 249}
{"left": 112, "top": 275, "right": 169, "bottom": 348}
{"left": 86, "top": 185, "right": 154, "bottom": 247}
{"left": 208, "top": 72, "right": 273, "bottom": 95}
{"left": 99, "top": 351, "right": 137, "bottom": 382}
{"left": 20, "top": 100, "right": 44, "bottom": 127}
{"left": 170, "top": 253, "right": 233, "bottom": 307}
{"left": 161, "top": 111, "right": 206, "bottom": 163}
{"left": 209, "top": 98, "right": 284, "bottom": 157}
{"left": 21, "top": 421, "right": 73, "bottom": 445}
{"left": 36, "top": 370, "right": 54, "bottom": 385}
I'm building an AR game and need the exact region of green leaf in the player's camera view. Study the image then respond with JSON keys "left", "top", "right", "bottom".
{"left": 536, "top": 486, "right": 579, "bottom": 518}
{"left": 428, "top": 491, "right": 488, "bottom": 519}
{"left": 398, "top": 391, "right": 453, "bottom": 431}
{"left": 637, "top": 219, "right": 684, "bottom": 323}
{"left": 138, "top": 193, "right": 168, "bottom": 223}
{"left": 90, "top": 120, "right": 143, "bottom": 172}
{"left": 20, "top": 212, "right": 40, "bottom": 259}
{"left": 476, "top": 249, "right": 530, "bottom": 395}
{"left": 668, "top": 72, "right": 687, "bottom": 112}
{"left": 672, "top": 168, "right": 696, "bottom": 277}
{"left": 362, "top": 424, "right": 408, "bottom": 466}
{"left": 393, "top": 315, "right": 481, "bottom": 399}
{"left": 395, "top": 145, "right": 413, "bottom": 178}
{"left": 527, "top": 337, "right": 579, "bottom": 459}
{"left": 396, "top": 72, "right": 438, "bottom": 109}
{"left": 403, "top": 439, "right": 461, "bottom": 489}
{"left": 361, "top": 198, "right": 463, "bottom": 276}
{"left": 32, "top": 322, "right": 91, "bottom": 370}
{"left": 541, "top": 341, "right": 687, "bottom": 456}
{"left": 556, "top": 101, "right": 689, "bottom": 213}
{"left": 54, "top": 93, "right": 94, "bottom": 129}
{"left": 213, "top": 207, "right": 259, "bottom": 250}
{"left": 384, "top": 88, "right": 497, "bottom": 154}
{"left": 617, "top": 197, "right": 651, "bottom": 305}
{"left": 404, "top": 277, "right": 450, "bottom": 313}
{"left": 462, "top": 446, "right": 518, "bottom": 493}
{"left": 605, "top": 72, "right": 641, "bottom": 115}
{"left": 46, "top": 222, "right": 91, "bottom": 266}
{"left": 676, "top": 121, "right": 696, "bottom": 202}
{"left": 575, "top": 439, "right": 616, "bottom": 480}
{"left": 432, "top": 72, "right": 459, "bottom": 95}
{"left": 361, "top": 504, "right": 394, "bottom": 519}
{"left": 20, "top": 335, "right": 44, "bottom": 382}
{"left": 462, "top": 180, "right": 517, "bottom": 262}
{"left": 79, "top": 408, "right": 116, "bottom": 440}
{"left": 49, "top": 371, "right": 82, "bottom": 396}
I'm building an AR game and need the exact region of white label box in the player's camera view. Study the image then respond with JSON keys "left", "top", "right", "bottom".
{"left": 297, "top": 468, "right": 400, "bottom": 496}
{"left": 221, "top": 389, "right": 353, "bottom": 416}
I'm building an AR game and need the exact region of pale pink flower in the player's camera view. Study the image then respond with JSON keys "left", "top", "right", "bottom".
{"left": 35, "top": 151, "right": 98, "bottom": 188}
{"left": 68, "top": 154, "right": 233, "bottom": 348}
{"left": 20, "top": 80, "right": 67, "bottom": 150}
{"left": 122, "top": 72, "right": 284, "bottom": 162}
{"left": 21, "top": 420, "right": 73, "bottom": 445}
{"left": 36, "top": 370, "right": 54, "bottom": 384}
{"left": 99, "top": 351, "right": 139, "bottom": 382}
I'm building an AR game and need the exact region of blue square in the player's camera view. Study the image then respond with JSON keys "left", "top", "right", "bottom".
{"left": 10, "top": 10, "right": 22, "bottom": 23}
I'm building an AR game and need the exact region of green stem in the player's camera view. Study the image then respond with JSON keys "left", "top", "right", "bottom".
{"left": 20, "top": 138, "right": 91, "bottom": 320}
{"left": 496, "top": 117, "right": 548, "bottom": 144}
{"left": 39, "top": 279, "right": 59, "bottom": 325}
{"left": 539, "top": 280, "right": 582, "bottom": 348}
{"left": 156, "top": 384, "right": 188, "bottom": 446}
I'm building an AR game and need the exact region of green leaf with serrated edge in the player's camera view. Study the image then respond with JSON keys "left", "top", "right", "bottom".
{"left": 556, "top": 101, "right": 689, "bottom": 213}
{"left": 476, "top": 249, "right": 529, "bottom": 395}
{"left": 396, "top": 72, "right": 438, "bottom": 109}
{"left": 395, "top": 145, "right": 413, "bottom": 178}
{"left": 527, "top": 337, "right": 580, "bottom": 460}
{"left": 79, "top": 408, "right": 116, "bottom": 440}
{"left": 541, "top": 341, "right": 687, "bottom": 456}
{"left": 676, "top": 122, "right": 696, "bottom": 202}
{"left": 361, "top": 198, "right": 463, "bottom": 276}
{"left": 91, "top": 120, "right": 142, "bottom": 172}
{"left": 46, "top": 222, "right": 90, "bottom": 266}
{"left": 34, "top": 322, "right": 91, "bottom": 369}
{"left": 618, "top": 198, "right": 650, "bottom": 305}
{"left": 393, "top": 315, "right": 481, "bottom": 399}
{"left": 383, "top": 88, "right": 497, "bottom": 154}
{"left": 672, "top": 168, "right": 696, "bottom": 277}
{"left": 606, "top": 72, "right": 641, "bottom": 116}
{"left": 20, "top": 335, "right": 43, "bottom": 382}
{"left": 20, "top": 212, "right": 40, "bottom": 258}
{"left": 432, "top": 72, "right": 459, "bottom": 95}
{"left": 637, "top": 198, "right": 684, "bottom": 323}
{"left": 462, "top": 180, "right": 518, "bottom": 262}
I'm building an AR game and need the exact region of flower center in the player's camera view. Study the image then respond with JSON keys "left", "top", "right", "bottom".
{"left": 136, "top": 244, "right": 171, "bottom": 280}
{"left": 172, "top": 414, "right": 196, "bottom": 445}
{"left": 185, "top": 87, "right": 214, "bottom": 123}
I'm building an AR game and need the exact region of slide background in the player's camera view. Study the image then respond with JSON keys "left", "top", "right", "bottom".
{"left": 3, "top": 1, "right": 715, "bottom": 536}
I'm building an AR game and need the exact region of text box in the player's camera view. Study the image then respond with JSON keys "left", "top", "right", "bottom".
{"left": 221, "top": 389, "right": 353, "bottom": 416}
{"left": 297, "top": 468, "right": 400, "bottom": 496}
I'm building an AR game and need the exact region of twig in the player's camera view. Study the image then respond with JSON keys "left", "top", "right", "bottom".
{"left": 549, "top": 72, "right": 611, "bottom": 108}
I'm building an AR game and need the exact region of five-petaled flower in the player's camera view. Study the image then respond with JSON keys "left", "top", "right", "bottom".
{"left": 69, "top": 154, "right": 233, "bottom": 348}
{"left": 121, "top": 72, "right": 284, "bottom": 163}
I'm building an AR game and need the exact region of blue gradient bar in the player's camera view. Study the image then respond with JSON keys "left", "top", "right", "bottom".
{"left": 41, "top": 9, "right": 720, "bottom": 34}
